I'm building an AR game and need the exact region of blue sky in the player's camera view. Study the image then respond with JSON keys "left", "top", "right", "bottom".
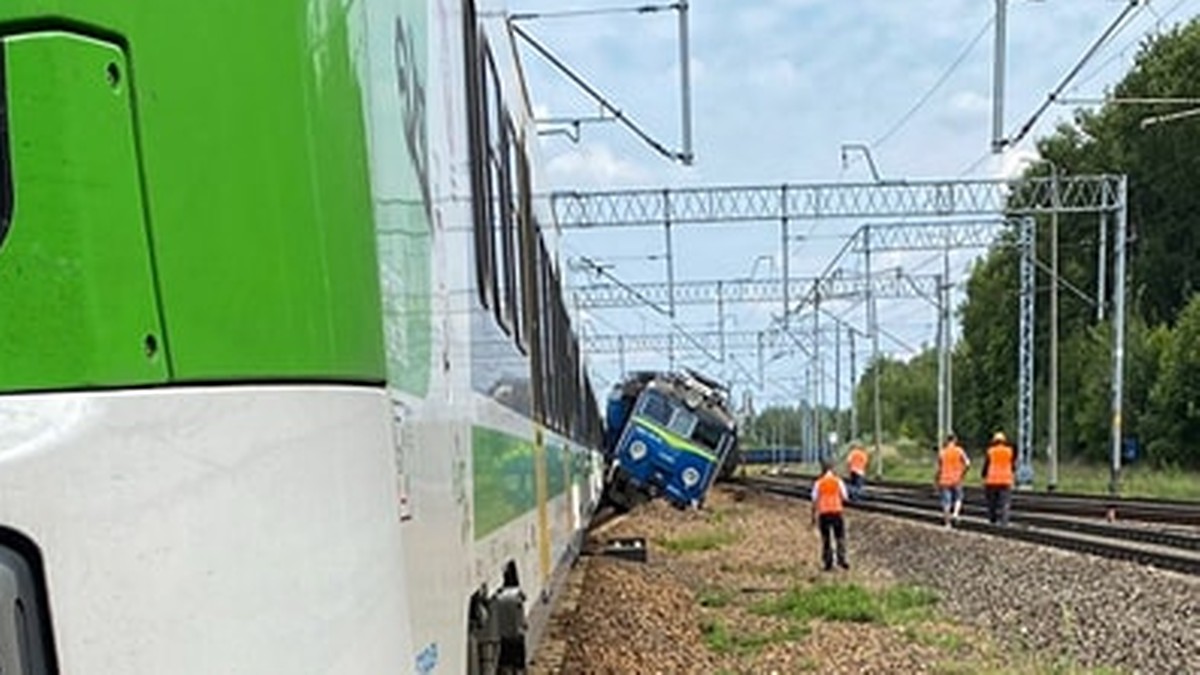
{"left": 510, "top": 0, "right": 1199, "bottom": 408}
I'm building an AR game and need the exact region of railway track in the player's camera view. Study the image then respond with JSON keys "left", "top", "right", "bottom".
{"left": 736, "top": 474, "right": 1200, "bottom": 576}
{"left": 776, "top": 470, "right": 1200, "bottom": 525}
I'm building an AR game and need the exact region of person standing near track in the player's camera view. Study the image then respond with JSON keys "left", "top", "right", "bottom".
{"left": 845, "top": 442, "right": 870, "bottom": 501}
{"left": 935, "top": 433, "right": 970, "bottom": 527}
{"left": 981, "top": 431, "right": 1015, "bottom": 525}
{"left": 811, "top": 459, "right": 850, "bottom": 571}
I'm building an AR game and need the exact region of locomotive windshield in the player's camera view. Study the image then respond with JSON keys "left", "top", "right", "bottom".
{"left": 635, "top": 389, "right": 673, "bottom": 426}
{"left": 635, "top": 389, "right": 730, "bottom": 451}
{"left": 692, "top": 417, "right": 731, "bottom": 451}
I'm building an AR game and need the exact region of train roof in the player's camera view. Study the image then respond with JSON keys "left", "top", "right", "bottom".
{"left": 611, "top": 369, "right": 736, "bottom": 430}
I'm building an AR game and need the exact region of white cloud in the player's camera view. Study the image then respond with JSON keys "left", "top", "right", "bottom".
{"left": 546, "top": 142, "right": 652, "bottom": 187}
{"left": 999, "top": 147, "right": 1041, "bottom": 179}
{"left": 748, "top": 57, "right": 804, "bottom": 90}
{"left": 948, "top": 90, "right": 989, "bottom": 116}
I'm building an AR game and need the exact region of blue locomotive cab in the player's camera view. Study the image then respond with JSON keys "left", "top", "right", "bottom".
{"left": 612, "top": 384, "right": 736, "bottom": 508}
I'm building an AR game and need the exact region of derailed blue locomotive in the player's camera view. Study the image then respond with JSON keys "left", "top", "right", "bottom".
{"left": 602, "top": 369, "right": 740, "bottom": 510}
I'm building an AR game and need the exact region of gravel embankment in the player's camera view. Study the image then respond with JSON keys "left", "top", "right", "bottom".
{"left": 532, "top": 485, "right": 1200, "bottom": 674}
{"left": 852, "top": 515, "right": 1200, "bottom": 673}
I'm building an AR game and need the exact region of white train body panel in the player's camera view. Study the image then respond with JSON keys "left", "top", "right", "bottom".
{"left": 0, "top": 387, "right": 412, "bottom": 673}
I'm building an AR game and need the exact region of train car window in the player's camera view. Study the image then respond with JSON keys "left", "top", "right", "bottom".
{"left": 537, "top": 239, "right": 549, "bottom": 422}
{"left": 666, "top": 407, "right": 698, "bottom": 439}
{"left": 567, "top": 337, "right": 580, "bottom": 436}
{"left": 482, "top": 46, "right": 506, "bottom": 319}
{"left": 555, "top": 274, "right": 568, "bottom": 431}
{"left": 506, "top": 119, "right": 526, "bottom": 351}
{"left": 692, "top": 418, "right": 728, "bottom": 450}
{"left": 635, "top": 390, "right": 673, "bottom": 427}
{"left": 464, "top": 13, "right": 493, "bottom": 310}
{"left": 483, "top": 49, "right": 511, "bottom": 334}
{"left": 517, "top": 155, "right": 536, "bottom": 356}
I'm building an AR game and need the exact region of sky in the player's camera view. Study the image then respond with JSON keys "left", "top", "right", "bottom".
{"left": 506, "top": 0, "right": 1200, "bottom": 409}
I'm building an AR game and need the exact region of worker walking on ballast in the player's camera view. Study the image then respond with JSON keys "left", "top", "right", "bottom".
{"left": 981, "top": 431, "right": 1015, "bottom": 526}
{"left": 811, "top": 459, "right": 850, "bottom": 571}
{"left": 936, "top": 433, "right": 970, "bottom": 528}
{"left": 845, "top": 442, "right": 870, "bottom": 501}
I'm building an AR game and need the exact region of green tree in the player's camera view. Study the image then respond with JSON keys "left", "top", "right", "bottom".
{"left": 854, "top": 348, "right": 938, "bottom": 448}
{"left": 954, "top": 18, "right": 1200, "bottom": 462}
{"left": 1144, "top": 293, "right": 1200, "bottom": 467}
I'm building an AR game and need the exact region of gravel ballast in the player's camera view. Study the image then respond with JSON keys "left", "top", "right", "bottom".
{"left": 531, "top": 485, "right": 1200, "bottom": 674}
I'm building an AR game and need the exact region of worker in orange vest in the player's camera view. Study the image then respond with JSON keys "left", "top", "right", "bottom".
{"left": 981, "top": 431, "right": 1015, "bottom": 525}
{"left": 935, "top": 433, "right": 971, "bottom": 528}
{"left": 810, "top": 459, "right": 850, "bottom": 571}
{"left": 845, "top": 442, "right": 870, "bottom": 501}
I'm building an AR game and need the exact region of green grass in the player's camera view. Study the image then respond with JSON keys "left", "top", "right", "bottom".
{"left": 658, "top": 529, "right": 739, "bottom": 553}
{"left": 700, "top": 618, "right": 808, "bottom": 656}
{"left": 697, "top": 587, "right": 735, "bottom": 608}
{"left": 751, "top": 582, "right": 939, "bottom": 625}
{"left": 880, "top": 584, "right": 941, "bottom": 623}
{"left": 751, "top": 583, "right": 879, "bottom": 623}
{"left": 854, "top": 452, "right": 1200, "bottom": 501}
{"left": 904, "top": 625, "right": 968, "bottom": 653}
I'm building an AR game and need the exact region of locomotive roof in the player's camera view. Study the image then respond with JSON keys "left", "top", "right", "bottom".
{"left": 614, "top": 370, "right": 736, "bottom": 430}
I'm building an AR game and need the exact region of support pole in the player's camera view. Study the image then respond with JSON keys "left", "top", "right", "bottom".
{"left": 717, "top": 280, "right": 726, "bottom": 364}
{"left": 834, "top": 322, "right": 842, "bottom": 447}
{"left": 865, "top": 226, "right": 883, "bottom": 477}
{"left": 936, "top": 272, "right": 947, "bottom": 447}
{"left": 813, "top": 296, "right": 821, "bottom": 455}
{"left": 677, "top": 0, "right": 693, "bottom": 164}
{"left": 1110, "top": 178, "right": 1128, "bottom": 496}
{"left": 944, "top": 247, "right": 954, "bottom": 436}
{"left": 1017, "top": 216, "right": 1036, "bottom": 487}
{"left": 782, "top": 186, "right": 790, "bottom": 328}
{"left": 757, "top": 331, "right": 764, "bottom": 387}
{"left": 664, "top": 191, "right": 675, "bottom": 318}
{"left": 1050, "top": 167, "right": 1060, "bottom": 491}
{"left": 1098, "top": 211, "right": 1108, "bottom": 322}
{"left": 992, "top": 0, "right": 1008, "bottom": 153}
{"left": 849, "top": 328, "right": 858, "bottom": 441}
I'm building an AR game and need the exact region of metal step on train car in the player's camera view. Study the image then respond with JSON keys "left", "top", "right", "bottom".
{"left": 602, "top": 369, "right": 740, "bottom": 510}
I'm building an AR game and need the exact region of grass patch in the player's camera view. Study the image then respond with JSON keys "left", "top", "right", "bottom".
{"left": 751, "top": 582, "right": 940, "bottom": 626}
{"left": 904, "top": 625, "right": 967, "bottom": 653}
{"left": 658, "top": 529, "right": 738, "bottom": 553}
{"left": 752, "top": 583, "right": 880, "bottom": 623}
{"left": 697, "top": 587, "right": 735, "bottom": 608}
{"left": 700, "top": 618, "right": 808, "bottom": 656}
{"left": 881, "top": 584, "right": 940, "bottom": 624}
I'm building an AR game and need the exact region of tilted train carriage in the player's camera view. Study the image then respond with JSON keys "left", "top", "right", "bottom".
{"left": 603, "top": 370, "right": 740, "bottom": 510}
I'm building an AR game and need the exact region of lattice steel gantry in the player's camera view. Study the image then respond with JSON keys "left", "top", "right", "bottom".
{"left": 555, "top": 174, "right": 1130, "bottom": 493}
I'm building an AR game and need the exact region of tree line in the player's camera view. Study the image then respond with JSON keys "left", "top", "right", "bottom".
{"left": 747, "top": 20, "right": 1200, "bottom": 469}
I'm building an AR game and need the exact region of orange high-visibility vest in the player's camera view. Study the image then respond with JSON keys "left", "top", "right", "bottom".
{"left": 846, "top": 448, "right": 869, "bottom": 476}
{"left": 937, "top": 444, "right": 968, "bottom": 486}
{"left": 813, "top": 472, "right": 845, "bottom": 515}
{"left": 984, "top": 442, "right": 1015, "bottom": 487}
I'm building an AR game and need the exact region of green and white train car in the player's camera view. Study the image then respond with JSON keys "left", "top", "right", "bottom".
{"left": 0, "top": 1, "right": 605, "bottom": 672}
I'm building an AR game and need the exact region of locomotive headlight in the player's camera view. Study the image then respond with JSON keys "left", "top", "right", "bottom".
{"left": 681, "top": 467, "right": 701, "bottom": 487}
{"left": 629, "top": 440, "right": 648, "bottom": 461}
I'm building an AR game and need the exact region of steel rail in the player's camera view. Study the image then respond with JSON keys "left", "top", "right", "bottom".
{"left": 736, "top": 476, "right": 1200, "bottom": 577}
{"left": 777, "top": 471, "right": 1200, "bottom": 525}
